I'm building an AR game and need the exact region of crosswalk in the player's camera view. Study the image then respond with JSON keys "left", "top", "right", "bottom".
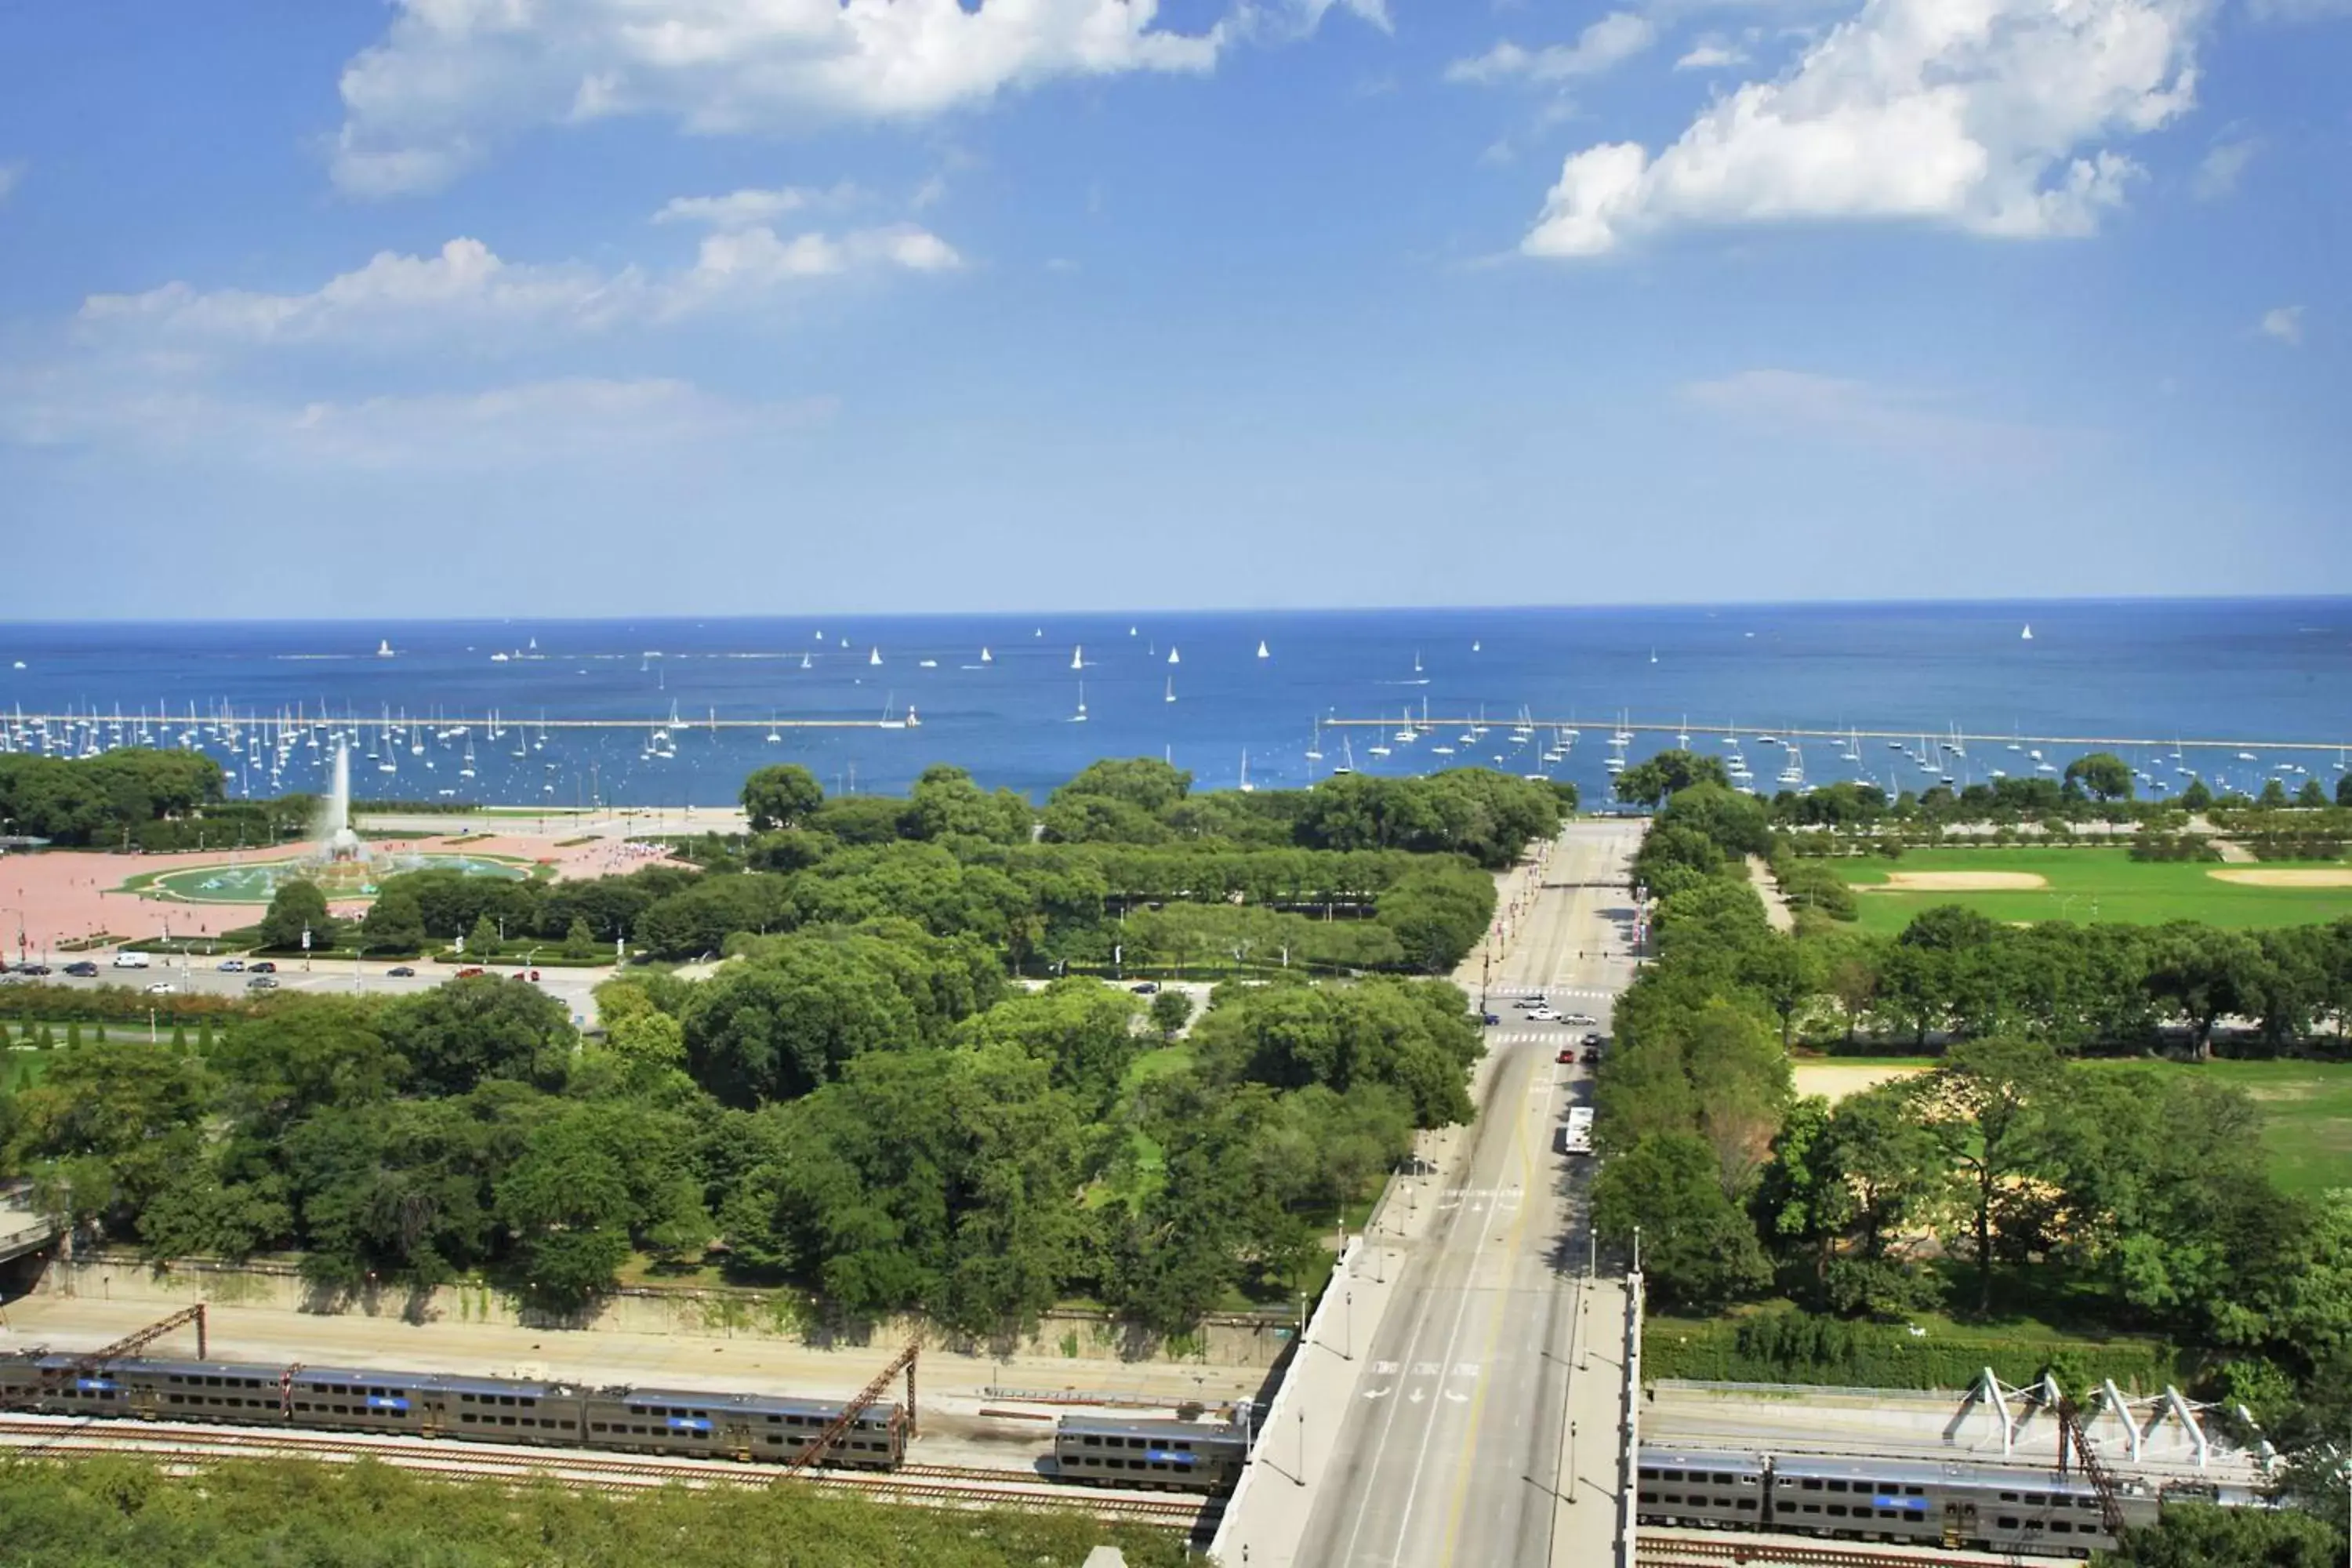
{"left": 1487, "top": 983, "right": 1613, "bottom": 1000}
{"left": 1486, "top": 1030, "right": 1599, "bottom": 1045}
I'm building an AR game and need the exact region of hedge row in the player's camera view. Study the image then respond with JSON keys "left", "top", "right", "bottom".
{"left": 0, "top": 985, "right": 252, "bottom": 1026}
{"left": 1645, "top": 1312, "right": 2180, "bottom": 1393}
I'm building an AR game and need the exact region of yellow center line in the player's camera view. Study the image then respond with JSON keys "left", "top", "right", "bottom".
{"left": 1434, "top": 848, "right": 1588, "bottom": 1562}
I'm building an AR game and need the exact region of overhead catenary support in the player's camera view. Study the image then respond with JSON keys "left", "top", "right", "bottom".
{"left": 2164, "top": 1385, "right": 2209, "bottom": 1469}
{"left": 2099, "top": 1377, "right": 2142, "bottom": 1461}
{"left": 783, "top": 1342, "right": 920, "bottom": 1475}
{"left": 81, "top": 1303, "right": 208, "bottom": 1369}
{"left": 1973, "top": 1367, "right": 2014, "bottom": 1457}
{"left": 2056, "top": 1396, "right": 2130, "bottom": 1544}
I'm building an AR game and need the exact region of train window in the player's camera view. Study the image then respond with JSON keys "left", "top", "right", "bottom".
{"left": 591, "top": 1422, "right": 607, "bottom": 1432}
{"left": 1998, "top": 1516, "right": 2020, "bottom": 1530}
{"left": 205, "top": 1377, "right": 221, "bottom": 1387}
{"left": 2052, "top": 1522, "right": 2072, "bottom": 1534}
{"left": 1712, "top": 1473, "right": 1732, "bottom": 1485}
{"left": 1826, "top": 1504, "right": 1847, "bottom": 1517}
{"left": 2024, "top": 1494, "right": 2046, "bottom": 1505}
{"left": 1638, "top": 1468, "right": 1657, "bottom": 1480}
{"left": 1084, "top": 1436, "right": 1102, "bottom": 1447}
{"left": 2000, "top": 1491, "right": 2018, "bottom": 1501}
{"left": 1826, "top": 1479, "right": 1848, "bottom": 1492}
{"left": 1737, "top": 1500, "right": 1758, "bottom": 1512}
{"left": 1878, "top": 1509, "right": 1901, "bottom": 1520}
{"left": 523, "top": 1398, "right": 536, "bottom": 1408}
{"left": 1800, "top": 1479, "right": 1822, "bottom": 1491}
{"left": 1904, "top": 1485, "right": 1924, "bottom": 1496}
{"left": 766, "top": 1436, "right": 782, "bottom": 1446}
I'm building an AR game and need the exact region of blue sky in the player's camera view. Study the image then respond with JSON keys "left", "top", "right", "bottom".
{"left": 0, "top": 0, "right": 2344, "bottom": 619}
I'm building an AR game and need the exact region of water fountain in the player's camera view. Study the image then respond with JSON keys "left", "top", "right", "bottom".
{"left": 318, "top": 741, "right": 366, "bottom": 863}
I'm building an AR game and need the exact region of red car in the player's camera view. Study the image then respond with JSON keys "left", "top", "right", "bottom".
{"left": 455, "top": 966, "right": 485, "bottom": 978}
{"left": 1555, "top": 1047, "right": 1577, "bottom": 1065}
{"left": 514, "top": 969, "right": 542, "bottom": 982}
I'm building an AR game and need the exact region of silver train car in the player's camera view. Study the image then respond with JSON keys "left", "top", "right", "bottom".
{"left": 1637, "top": 1443, "right": 2167, "bottom": 1560}
{"left": 0, "top": 1351, "right": 906, "bottom": 1470}
{"left": 1052, "top": 1414, "right": 1248, "bottom": 1494}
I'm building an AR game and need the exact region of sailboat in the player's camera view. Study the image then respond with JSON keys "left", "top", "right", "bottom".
{"left": 1071, "top": 645, "right": 1084, "bottom": 670}
{"left": 1334, "top": 736, "right": 1356, "bottom": 775}
{"left": 459, "top": 739, "right": 477, "bottom": 779}
{"left": 1072, "top": 682, "right": 1088, "bottom": 724}
{"left": 1167, "top": 647, "right": 1179, "bottom": 665}
{"left": 1238, "top": 750, "right": 1254, "bottom": 793}
{"left": 1472, "top": 640, "right": 1481, "bottom": 654}
{"left": 376, "top": 639, "right": 394, "bottom": 659}
{"left": 1256, "top": 640, "right": 1269, "bottom": 660}
{"left": 2021, "top": 624, "right": 2034, "bottom": 641}
{"left": 800, "top": 652, "right": 813, "bottom": 670}
{"left": 1305, "top": 717, "right": 1323, "bottom": 763}
{"left": 981, "top": 647, "right": 993, "bottom": 664}
{"left": 1164, "top": 676, "right": 1176, "bottom": 704}
{"left": 869, "top": 647, "right": 882, "bottom": 666}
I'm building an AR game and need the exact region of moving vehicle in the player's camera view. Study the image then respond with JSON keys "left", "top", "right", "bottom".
{"left": 62, "top": 961, "right": 99, "bottom": 978}
{"left": 1130, "top": 982, "right": 1160, "bottom": 995}
{"left": 249, "top": 961, "right": 277, "bottom": 974}
{"left": 1630, "top": 1444, "right": 2190, "bottom": 1559}
{"left": 1528, "top": 1007, "right": 1559, "bottom": 1023}
{"left": 1482, "top": 1012, "right": 1501, "bottom": 1026}
{"left": 111, "top": 951, "right": 151, "bottom": 969}
{"left": 1555, "top": 1047, "right": 1577, "bottom": 1064}
{"left": 9, "top": 963, "right": 50, "bottom": 977}
{"left": 455, "top": 967, "right": 485, "bottom": 978}
{"left": 387, "top": 966, "right": 416, "bottom": 978}
{"left": 143, "top": 982, "right": 174, "bottom": 995}
{"left": 247, "top": 975, "right": 279, "bottom": 990}
{"left": 1581, "top": 1045, "right": 1603, "bottom": 1065}
{"left": 217, "top": 959, "right": 245, "bottom": 973}
{"left": 0, "top": 1351, "right": 1242, "bottom": 1497}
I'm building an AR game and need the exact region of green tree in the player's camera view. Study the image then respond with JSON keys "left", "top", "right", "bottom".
{"left": 1592, "top": 1131, "right": 1771, "bottom": 1311}
{"left": 258, "top": 880, "right": 338, "bottom": 953}
{"left": 1149, "top": 988, "right": 1193, "bottom": 1043}
{"left": 561, "top": 916, "right": 596, "bottom": 960}
{"left": 358, "top": 885, "right": 426, "bottom": 954}
{"left": 2063, "top": 753, "right": 2135, "bottom": 802}
{"left": 495, "top": 1112, "right": 637, "bottom": 1309}
{"left": 2295, "top": 778, "right": 2328, "bottom": 808}
{"left": 1614, "top": 748, "right": 1733, "bottom": 808}
{"left": 2259, "top": 778, "right": 2290, "bottom": 808}
{"left": 2338, "top": 774, "right": 2352, "bottom": 809}
{"left": 2100, "top": 1502, "right": 2346, "bottom": 1566}
{"left": 740, "top": 764, "right": 825, "bottom": 832}
{"left": 1918, "top": 1039, "right": 2065, "bottom": 1312}
{"left": 379, "top": 974, "right": 575, "bottom": 1096}
{"left": 466, "top": 913, "right": 500, "bottom": 961}
{"left": 2180, "top": 777, "right": 2214, "bottom": 811}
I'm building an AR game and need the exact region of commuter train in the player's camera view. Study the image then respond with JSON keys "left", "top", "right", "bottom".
{"left": 1635, "top": 1443, "right": 2257, "bottom": 1560}
{"left": 0, "top": 1349, "right": 1247, "bottom": 1494}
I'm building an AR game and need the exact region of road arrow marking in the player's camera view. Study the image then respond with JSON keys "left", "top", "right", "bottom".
{"left": 1443, "top": 1391, "right": 1469, "bottom": 1404}
{"left": 1363, "top": 1386, "right": 1391, "bottom": 1400}
{"left": 1409, "top": 1388, "right": 1426, "bottom": 1405}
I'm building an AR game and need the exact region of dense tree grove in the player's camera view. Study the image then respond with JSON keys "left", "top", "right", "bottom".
{"left": 0, "top": 760, "right": 1530, "bottom": 1332}
{"left": 1593, "top": 786, "right": 2352, "bottom": 1542}
{"left": 0, "top": 749, "right": 276, "bottom": 848}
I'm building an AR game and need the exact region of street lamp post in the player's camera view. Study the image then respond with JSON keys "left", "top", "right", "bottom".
{"left": 1344, "top": 1290, "right": 1353, "bottom": 1361}
{"left": 1295, "top": 1405, "right": 1306, "bottom": 1486}
{"left": 1568, "top": 1421, "right": 1578, "bottom": 1504}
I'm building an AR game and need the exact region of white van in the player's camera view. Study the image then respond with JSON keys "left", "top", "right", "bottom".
{"left": 111, "top": 950, "right": 151, "bottom": 969}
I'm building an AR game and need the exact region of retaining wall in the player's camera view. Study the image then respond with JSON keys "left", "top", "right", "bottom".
{"left": 37, "top": 1253, "right": 1291, "bottom": 1370}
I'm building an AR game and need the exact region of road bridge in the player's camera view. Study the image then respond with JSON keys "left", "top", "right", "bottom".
{"left": 1213, "top": 819, "right": 1646, "bottom": 1566}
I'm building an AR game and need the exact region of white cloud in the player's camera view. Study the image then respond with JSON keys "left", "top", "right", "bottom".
{"left": 0, "top": 161, "right": 23, "bottom": 203}
{"left": 1, "top": 362, "right": 828, "bottom": 470}
{"left": 328, "top": 0, "right": 1375, "bottom": 194}
{"left": 1674, "top": 38, "right": 1749, "bottom": 71}
{"left": 2259, "top": 305, "right": 2303, "bottom": 346}
{"left": 1523, "top": 0, "right": 2207, "bottom": 258}
{"left": 78, "top": 227, "right": 960, "bottom": 347}
{"left": 2190, "top": 132, "right": 2257, "bottom": 200}
{"left": 1447, "top": 13, "right": 1657, "bottom": 84}
{"left": 1682, "top": 368, "right": 2054, "bottom": 462}
{"left": 652, "top": 183, "right": 862, "bottom": 228}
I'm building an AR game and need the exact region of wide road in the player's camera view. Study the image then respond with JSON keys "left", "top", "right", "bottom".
{"left": 1294, "top": 818, "right": 1642, "bottom": 1568}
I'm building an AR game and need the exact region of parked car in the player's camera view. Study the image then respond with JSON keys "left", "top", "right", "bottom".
{"left": 62, "top": 961, "right": 100, "bottom": 978}
{"left": 1482, "top": 1012, "right": 1501, "bottom": 1026}
{"left": 249, "top": 960, "right": 277, "bottom": 974}
{"left": 1580, "top": 1046, "right": 1603, "bottom": 1065}
{"left": 217, "top": 958, "right": 245, "bottom": 973}
{"left": 1130, "top": 982, "right": 1160, "bottom": 995}
{"left": 386, "top": 965, "right": 416, "bottom": 978}
{"left": 247, "top": 975, "right": 280, "bottom": 990}
{"left": 11, "top": 963, "right": 50, "bottom": 977}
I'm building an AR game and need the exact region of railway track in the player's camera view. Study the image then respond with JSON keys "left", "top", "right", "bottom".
{"left": 0, "top": 1416, "right": 1214, "bottom": 1528}
{"left": 1638, "top": 1535, "right": 2022, "bottom": 1568}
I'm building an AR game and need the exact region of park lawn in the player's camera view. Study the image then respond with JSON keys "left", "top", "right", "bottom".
{"left": 1, "top": 1048, "right": 53, "bottom": 1088}
{"left": 2079, "top": 1058, "right": 2352, "bottom": 1197}
{"left": 1832, "top": 845, "right": 2352, "bottom": 935}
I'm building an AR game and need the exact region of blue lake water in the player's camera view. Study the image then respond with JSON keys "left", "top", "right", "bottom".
{"left": 2, "top": 601, "right": 2348, "bottom": 808}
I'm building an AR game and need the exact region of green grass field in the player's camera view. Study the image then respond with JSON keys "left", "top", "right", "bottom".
{"left": 1831, "top": 846, "right": 2352, "bottom": 935}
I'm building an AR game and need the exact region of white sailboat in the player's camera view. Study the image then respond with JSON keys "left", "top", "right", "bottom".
{"left": 2021, "top": 624, "right": 2034, "bottom": 641}
{"left": 981, "top": 647, "right": 993, "bottom": 664}
{"left": 1167, "top": 647, "right": 1179, "bottom": 666}
{"left": 1305, "top": 717, "right": 1323, "bottom": 762}
{"left": 1164, "top": 676, "right": 1176, "bottom": 704}
{"left": 1073, "top": 682, "right": 1088, "bottom": 724}
{"left": 800, "top": 652, "right": 812, "bottom": 670}
{"left": 869, "top": 647, "right": 882, "bottom": 666}
{"left": 376, "top": 639, "right": 394, "bottom": 659}
{"left": 1238, "top": 750, "right": 1254, "bottom": 793}
{"left": 1071, "top": 645, "right": 1084, "bottom": 670}
{"left": 1256, "top": 640, "right": 1269, "bottom": 660}
{"left": 1334, "top": 736, "right": 1356, "bottom": 774}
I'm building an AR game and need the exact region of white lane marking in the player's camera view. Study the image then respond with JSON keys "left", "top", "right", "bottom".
{"left": 1364, "top": 1387, "right": 1391, "bottom": 1401}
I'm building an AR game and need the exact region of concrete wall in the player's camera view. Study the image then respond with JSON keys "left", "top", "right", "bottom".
{"left": 38, "top": 1253, "right": 1292, "bottom": 1370}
